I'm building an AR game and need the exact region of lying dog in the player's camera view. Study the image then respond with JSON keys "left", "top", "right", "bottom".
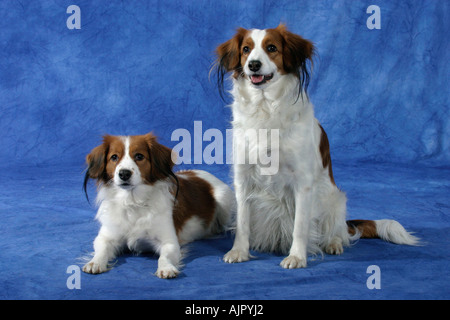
{"left": 82, "top": 132, "right": 235, "bottom": 278}
{"left": 214, "top": 24, "right": 419, "bottom": 268}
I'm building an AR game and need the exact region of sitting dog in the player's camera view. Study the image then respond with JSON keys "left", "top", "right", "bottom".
{"left": 82, "top": 132, "right": 235, "bottom": 278}
{"left": 214, "top": 24, "right": 419, "bottom": 269}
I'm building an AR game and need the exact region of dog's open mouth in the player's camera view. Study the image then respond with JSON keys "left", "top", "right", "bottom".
{"left": 250, "top": 74, "right": 274, "bottom": 85}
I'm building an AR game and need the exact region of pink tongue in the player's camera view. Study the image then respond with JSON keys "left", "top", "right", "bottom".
{"left": 251, "top": 75, "right": 264, "bottom": 83}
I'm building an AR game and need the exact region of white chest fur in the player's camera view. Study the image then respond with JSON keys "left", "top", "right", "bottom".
{"left": 95, "top": 181, "right": 175, "bottom": 252}
{"left": 230, "top": 75, "right": 329, "bottom": 254}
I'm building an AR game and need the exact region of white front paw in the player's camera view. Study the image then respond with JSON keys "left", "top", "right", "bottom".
{"left": 280, "top": 255, "right": 307, "bottom": 269}
{"left": 83, "top": 260, "right": 108, "bottom": 274}
{"left": 223, "top": 249, "right": 250, "bottom": 263}
{"left": 156, "top": 265, "right": 180, "bottom": 279}
{"left": 325, "top": 243, "right": 344, "bottom": 255}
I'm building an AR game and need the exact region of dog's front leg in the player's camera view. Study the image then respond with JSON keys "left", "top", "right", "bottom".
{"left": 223, "top": 186, "right": 251, "bottom": 263}
{"left": 83, "top": 228, "right": 120, "bottom": 274}
{"left": 156, "top": 240, "right": 181, "bottom": 279}
{"left": 280, "top": 187, "right": 312, "bottom": 269}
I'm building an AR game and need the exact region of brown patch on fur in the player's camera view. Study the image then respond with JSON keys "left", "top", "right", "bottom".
{"left": 172, "top": 171, "right": 216, "bottom": 234}
{"left": 272, "top": 24, "right": 315, "bottom": 75}
{"left": 126, "top": 134, "right": 151, "bottom": 182}
{"left": 347, "top": 220, "right": 379, "bottom": 238}
{"left": 141, "top": 133, "right": 174, "bottom": 184}
{"left": 239, "top": 34, "right": 255, "bottom": 77}
{"left": 318, "top": 124, "right": 336, "bottom": 185}
{"left": 85, "top": 135, "right": 122, "bottom": 184}
{"left": 215, "top": 27, "right": 250, "bottom": 78}
{"left": 104, "top": 136, "right": 126, "bottom": 182}
{"left": 262, "top": 27, "right": 285, "bottom": 73}
{"left": 86, "top": 142, "right": 108, "bottom": 181}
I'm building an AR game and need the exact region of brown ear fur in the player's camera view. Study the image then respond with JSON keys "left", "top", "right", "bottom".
{"left": 86, "top": 146, "right": 106, "bottom": 180}
{"left": 216, "top": 27, "right": 248, "bottom": 73}
{"left": 276, "top": 24, "right": 315, "bottom": 73}
{"left": 144, "top": 133, "right": 177, "bottom": 183}
{"left": 214, "top": 27, "right": 248, "bottom": 100}
{"left": 83, "top": 135, "right": 112, "bottom": 202}
{"left": 276, "top": 24, "right": 315, "bottom": 95}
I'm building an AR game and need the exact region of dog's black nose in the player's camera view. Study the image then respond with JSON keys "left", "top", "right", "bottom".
{"left": 248, "top": 60, "right": 262, "bottom": 72}
{"left": 119, "top": 169, "right": 132, "bottom": 181}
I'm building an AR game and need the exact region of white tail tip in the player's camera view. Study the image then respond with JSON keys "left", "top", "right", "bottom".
{"left": 375, "top": 219, "right": 421, "bottom": 246}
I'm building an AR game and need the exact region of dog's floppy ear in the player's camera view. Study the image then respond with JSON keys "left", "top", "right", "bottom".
{"left": 145, "top": 133, "right": 174, "bottom": 178}
{"left": 277, "top": 24, "right": 315, "bottom": 95}
{"left": 83, "top": 136, "right": 111, "bottom": 202}
{"left": 213, "top": 27, "right": 248, "bottom": 100}
{"left": 145, "top": 133, "right": 179, "bottom": 197}
{"left": 215, "top": 27, "right": 247, "bottom": 73}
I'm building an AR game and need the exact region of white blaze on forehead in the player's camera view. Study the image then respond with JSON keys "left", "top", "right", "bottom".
{"left": 114, "top": 136, "right": 143, "bottom": 187}
{"left": 120, "top": 136, "right": 132, "bottom": 166}
{"left": 249, "top": 29, "right": 266, "bottom": 59}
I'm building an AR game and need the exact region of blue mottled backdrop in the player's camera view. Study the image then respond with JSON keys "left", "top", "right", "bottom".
{"left": 0, "top": 0, "right": 449, "bottom": 300}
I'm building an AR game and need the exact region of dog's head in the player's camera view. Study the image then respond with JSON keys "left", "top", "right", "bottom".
{"left": 83, "top": 133, "right": 177, "bottom": 200}
{"left": 214, "top": 24, "right": 315, "bottom": 96}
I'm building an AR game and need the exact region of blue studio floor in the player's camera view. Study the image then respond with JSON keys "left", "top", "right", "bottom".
{"left": 0, "top": 162, "right": 448, "bottom": 299}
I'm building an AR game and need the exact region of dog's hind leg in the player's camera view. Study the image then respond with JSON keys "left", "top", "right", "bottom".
{"left": 319, "top": 188, "right": 350, "bottom": 255}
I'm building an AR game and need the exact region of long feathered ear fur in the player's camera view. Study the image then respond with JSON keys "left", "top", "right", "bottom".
{"left": 212, "top": 27, "right": 248, "bottom": 101}
{"left": 276, "top": 24, "right": 315, "bottom": 98}
{"left": 144, "top": 133, "right": 179, "bottom": 198}
{"left": 83, "top": 136, "right": 111, "bottom": 203}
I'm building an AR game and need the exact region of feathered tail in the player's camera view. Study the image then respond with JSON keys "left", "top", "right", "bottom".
{"left": 347, "top": 219, "right": 420, "bottom": 246}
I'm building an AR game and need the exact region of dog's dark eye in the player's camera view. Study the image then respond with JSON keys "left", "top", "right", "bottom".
{"left": 267, "top": 44, "right": 277, "bottom": 53}
{"left": 134, "top": 153, "right": 145, "bottom": 161}
{"left": 242, "top": 46, "right": 250, "bottom": 54}
{"left": 110, "top": 154, "right": 119, "bottom": 162}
